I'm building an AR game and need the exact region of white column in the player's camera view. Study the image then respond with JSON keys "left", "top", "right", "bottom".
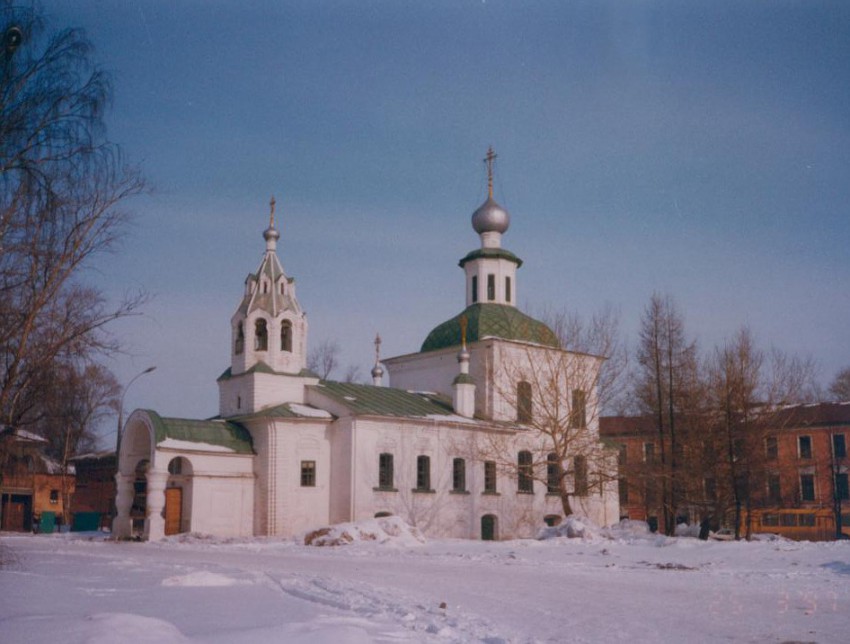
{"left": 112, "top": 473, "right": 135, "bottom": 538}
{"left": 144, "top": 469, "right": 169, "bottom": 541}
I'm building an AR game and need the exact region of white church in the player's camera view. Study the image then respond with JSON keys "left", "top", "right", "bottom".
{"left": 113, "top": 151, "right": 619, "bottom": 541}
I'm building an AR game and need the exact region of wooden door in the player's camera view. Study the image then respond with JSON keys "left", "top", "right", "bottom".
{"left": 481, "top": 514, "right": 497, "bottom": 541}
{"left": 164, "top": 487, "right": 182, "bottom": 535}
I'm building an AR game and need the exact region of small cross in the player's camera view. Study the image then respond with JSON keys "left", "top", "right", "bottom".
{"left": 269, "top": 195, "right": 276, "bottom": 227}
{"left": 483, "top": 147, "right": 498, "bottom": 198}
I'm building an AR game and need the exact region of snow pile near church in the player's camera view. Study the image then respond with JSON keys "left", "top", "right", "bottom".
{"left": 537, "top": 515, "right": 599, "bottom": 540}
{"left": 301, "top": 515, "right": 426, "bottom": 547}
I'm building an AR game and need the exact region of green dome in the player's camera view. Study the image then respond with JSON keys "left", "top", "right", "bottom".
{"left": 421, "top": 304, "right": 560, "bottom": 352}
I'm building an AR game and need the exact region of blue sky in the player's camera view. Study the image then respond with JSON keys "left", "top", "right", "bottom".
{"left": 39, "top": 1, "right": 850, "bottom": 429}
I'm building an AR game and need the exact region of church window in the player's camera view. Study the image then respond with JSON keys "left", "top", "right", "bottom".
{"left": 517, "top": 381, "right": 532, "bottom": 423}
{"left": 487, "top": 274, "right": 495, "bottom": 301}
{"left": 505, "top": 276, "right": 511, "bottom": 303}
{"left": 570, "top": 390, "right": 587, "bottom": 428}
{"left": 237, "top": 395, "right": 241, "bottom": 410}
{"left": 280, "top": 282, "right": 285, "bottom": 295}
{"left": 254, "top": 319, "right": 268, "bottom": 351}
{"left": 574, "top": 455, "right": 588, "bottom": 496}
{"left": 416, "top": 455, "right": 432, "bottom": 491}
{"left": 281, "top": 320, "right": 292, "bottom": 352}
{"left": 547, "top": 453, "right": 560, "bottom": 494}
{"left": 49, "top": 489, "right": 59, "bottom": 504}
{"left": 471, "top": 275, "right": 478, "bottom": 303}
{"left": 235, "top": 322, "right": 244, "bottom": 355}
{"left": 378, "top": 453, "right": 394, "bottom": 489}
{"left": 301, "top": 461, "right": 316, "bottom": 487}
{"left": 518, "top": 450, "right": 533, "bottom": 493}
{"left": 452, "top": 458, "right": 466, "bottom": 492}
{"left": 484, "top": 461, "right": 497, "bottom": 493}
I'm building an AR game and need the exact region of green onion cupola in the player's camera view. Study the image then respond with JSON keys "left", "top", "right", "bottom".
{"left": 421, "top": 149, "right": 559, "bottom": 353}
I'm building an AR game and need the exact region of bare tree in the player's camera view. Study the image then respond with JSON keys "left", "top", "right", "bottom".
{"left": 307, "top": 339, "right": 341, "bottom": 380}
{"left": 707, "top": 327, "right": 817, "bottom": 539}
{"left": 828, "top": 367, "right": 850, "bottom": 402}
{"left": 632, "top": 293, "right": 700, "bottom": 535}
{"left": 0, "top": 2, "right": 145, "bottom": 434}
{"left": 475, "top": 307, "right": 624, "bottom": 518}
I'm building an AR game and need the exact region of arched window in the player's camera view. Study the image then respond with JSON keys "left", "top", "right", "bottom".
{"left": 378, "top": 453, "right": 394, "bottom": 490}
{"left": 518, "top": 450, "right": 533, "bottom": 493}
{"left": 517, "top": 381, "right": 532, "bottom": 423}
{"left": 416, "top": 455, "right": 431, "bottom": 491}
{"left": 471, "top": 275, "right": 478, "bottom": 303}
{"left": 254, "top": 318, "right": 268, "bottom": 351}
{"left": 452, "top": 458, "right": 466, "bottom": 492}
{"left": 505, "top": 276, "right": 512, "bottom": 303}
{"left": 235, "top": 322, "right": 244, "bottom": 355}
{"left": 281, "top": 320, "right": 292, "bottom": 352}
{"left": 547, "top": 453, "right": 560, "bottom": 494}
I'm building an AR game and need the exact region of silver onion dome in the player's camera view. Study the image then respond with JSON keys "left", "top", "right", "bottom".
{"left": 263, "top": 226, "right": 280, "bottom": 242}
{"left": 471, "top": 197, "right": 510, "bottom": 235}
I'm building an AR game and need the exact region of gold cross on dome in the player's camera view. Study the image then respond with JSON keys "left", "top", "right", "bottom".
{"left": 269, "top": 195, "right": 276, "bottom": 227}
{"left": 483, "top": 147, "right": 498, "bottom": 198}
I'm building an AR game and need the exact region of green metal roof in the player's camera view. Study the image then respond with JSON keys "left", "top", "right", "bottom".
{"left": 144, "top": 410, "right": 254, "bottom": 454}
{"left": 217, "top": 363, "right": 319, "bottom": 381}
{"left": 458, "top": 247, "right": 523, "bottom": 268}
{"left": 309, "top": 381, "right": 456, "bottom": 418}
{"left": 228, "top": 402, "right": 335, "bottom": 421}
{"left": 421, "top": 303, "right": 560, "bottom": 352}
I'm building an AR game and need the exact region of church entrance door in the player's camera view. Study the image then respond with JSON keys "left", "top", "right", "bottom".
{"left": 481, "top": 514, "right": 497, "bottom": 541}
{"left": 164, "top": 487, "right": 182, "bottom": 535}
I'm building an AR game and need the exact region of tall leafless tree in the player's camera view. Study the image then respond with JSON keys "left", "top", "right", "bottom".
{"left": 0, "top": 2, "right": 145, "bottom": 434}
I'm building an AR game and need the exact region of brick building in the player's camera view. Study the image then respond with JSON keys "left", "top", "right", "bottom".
{"left": 600, "top": 402, "right": 850, "bottom": 540}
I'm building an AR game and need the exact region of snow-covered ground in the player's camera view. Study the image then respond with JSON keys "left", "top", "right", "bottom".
{"left": 1, "top": 522, "right": 848, "bottom": 643}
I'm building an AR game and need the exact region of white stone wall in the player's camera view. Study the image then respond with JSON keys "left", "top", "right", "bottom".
{"left": 219, "top": 372, "right": 319, "bottom": 417}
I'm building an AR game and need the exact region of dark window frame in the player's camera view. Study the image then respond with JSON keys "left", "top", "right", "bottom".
{"left": 415, "top": 455, "right": 432, "bottom": 492}
{"left": 484, "top": 461, "right": 497, "bottom": 493}
{"left": 300, "top": 460, "right": 316, "bottom": 487}
{"left": 517, "top": 381, "right": 532, "bottom": 423}
{"left": 452, "top": 457, "right": 467, "bottom": 493}
{"left": 518, "top": 450, "right": 533, "bottom": 493}
{"left": 378, "top": 453, "right": 394, "bottom": 490}
{"left": 798, "top": 435, "right": 812, "bottom": 460}
{"left": 487, "top": 274, "right": 495, "bottom": 301}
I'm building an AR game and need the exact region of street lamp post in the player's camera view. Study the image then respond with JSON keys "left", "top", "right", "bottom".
{"left": 115, "top": 366, "right": 156, "bottom": 461}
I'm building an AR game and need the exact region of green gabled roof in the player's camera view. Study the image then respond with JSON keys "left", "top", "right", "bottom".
{"left": 458, "top": 247, "right": 523, "bottom": 268}
{"left": 309, "top": 381, "right": 455, "bottom": 418}
{"left": 144, "top": 410, "right": 254, "bottom": 454}
{"left": 421, "top": 303, "right": 560, "bottom": 353}
{"left": 217, "top": 364, "right": 320, "bottom": 381}
{"left": 229, "top": 402, "right": 335, "bottom": 421}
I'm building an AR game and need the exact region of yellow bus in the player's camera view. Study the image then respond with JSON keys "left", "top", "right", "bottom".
{"left": 743, "top": 508, "right": 850, "bottom": 541}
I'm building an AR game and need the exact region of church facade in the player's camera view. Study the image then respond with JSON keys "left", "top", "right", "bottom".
{"left": 113, "top": 154, "right": 619, "bottom": 541}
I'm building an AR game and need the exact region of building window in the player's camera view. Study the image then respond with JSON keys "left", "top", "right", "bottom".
{"left": 645, "top": 482, "right": 658, "bottom": 507}
{"left": 833, "top": 434, "right": 847, "bottom": 459}
{"left": 235, "top": 322, "right": 244, "bottom": 355}
{"left": 254, "top": 318, "right": 268, "bottom": 351}
{"left": 517, "top": 381, "right": 532, "bottom": 423}
{"left": 281, "top": 320, "right": 293, "bottom": 352}
{"left": 546, "top": 453, "right": 560, "bottom": 494}
{"left": 487, "top": 274, "right": 495, "bottom": 301}
{"left": 378, "top": 453, "right": 394, "bottom": 489}
{"left": 618, "top": 478, "right": 629, "bottom": 504}
{"left": 452, "top": 458, "right": 466, "bottom": 492}
{"left": 301, "top": 461, "right": 316, "bottom": 487}
{"left": 168, "top": 457, "right": 183, "bottom": 475}
{"left": 618, "top": 444, "right": 627, "bottom": 467}
{"left": 767, "top": 473, "right": 781, "bottom": 504}
{"left": 800, "top": 473, "right": 815, "bottom": 501}
{"left": 570, "top": 390, "right": 587, "bottom": 429}
{"left": 505, "top": 276, "right": 511, "bottom": 303}
{"left": 765, "top": 436, "right": 778, "bottom": 460}
{"left": 471, "top": 275, "right": 478, "bottom": 303}
{"left": 518, "top": 450, "right": 533, "bottom": 493}
{"left": 484, "top": 461, "right": 497, "bottom": 493}
{"left": 543, "top": 514, "right": 561, "bottom": 527}
{"left": 237, "top": 395, "right": 241, "bottom": 410}
{"left": 574, "top": 455, "right": 588, "bottom": 496}
{"left": 837, "top": 473, "right": 849, "bottom": 501}
{"left": 798, "top": 435, "right": 812, "bottom": 460}
{"left": 49, "top": 489, "right": 59, "bottom": 504}
{"left": 416, "top": 455, "right": 432, "bottom": 491}
{"left": 644, "top": 443, "right": 655, "bottom": 464}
